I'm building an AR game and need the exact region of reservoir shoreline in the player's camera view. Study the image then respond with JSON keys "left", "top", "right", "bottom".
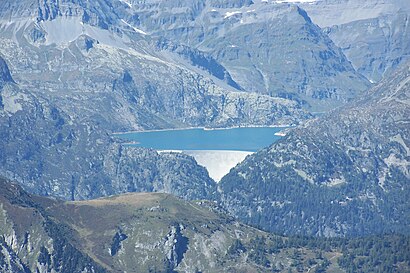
{"left": 112, "top": 124, "right": 292, "bottom": 135}
{"left": 115, "top": 126, "right": 288, "bottom": 181}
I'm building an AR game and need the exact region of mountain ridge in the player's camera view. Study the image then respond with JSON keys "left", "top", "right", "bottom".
{"left": 0, "top": 177, "right": 336, "bottom": 273}
{"left": 219, "top": 61, "right": 410, "bottom": 237}
{"left": 124, "top": 0, "right": 371, "bottom": 111}
{"left": 1, "top": 177, "right": 409, "bottom": 272}
{"left": 300, "top": 0, "right": 410, "bottom": 82}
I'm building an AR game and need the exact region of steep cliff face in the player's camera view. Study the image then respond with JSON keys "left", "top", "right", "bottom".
{"left": 0, "top": 0, "right": 314, "bottom": 201}
{"left": 219, "top": 62, "right": 410, "bottom": 237}
{"left": 0, "top": 1, "right": 309, "bottom": 131}
{"left": 300, "top": 0, "right": 410, "bottom": 83}
{"left": 0, "top": 55, "right": 218, "bottom": 201}
{"left": 325, "top": 12, "right": 410, "bottom": 83}
{"left": 0, "top": 58, "right": 14, "bottom": 88}
{"left": 0, "top": 94, "right": 217, "bottom": 201}
{"left": 0, "top": 0, "right": 370, "bottom": 121}
{"left": 0, "top": 179, "right": 108, "bottom": 273}
{"left": 0, "top": 38, "right": 306, "bottom": 131}
{"left": 123, "top": 0, "right": 370, "bottom": 111}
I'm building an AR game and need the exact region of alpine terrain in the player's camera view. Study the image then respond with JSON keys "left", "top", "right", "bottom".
{"left": 1, "top": 177, "right": 409, "bottom": 273}
{"left": 300, "top": 0, "right": 410, "bottom": 83}
{"left": 219, "top": 62, "right": 410, "bottom": 237}
{"left": 0, "top": 0, "right": 409, "bottom": 272}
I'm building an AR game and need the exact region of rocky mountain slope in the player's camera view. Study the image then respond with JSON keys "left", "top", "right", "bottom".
{"left": 122, "top": 0, "right": 370, "bottom": 111}
{"left": 0, "top": 0, "right": 343, "bottom": 202}
{"left": 0, "top": 55, "right": 218, "bottom": 201}
{"left": 300, "top": 0, "right": 410, "bottom": 83}
{"left": 0, "top": 0, "right": 310, "bottom": 130}
{"left": 219, "top": 62, "right": 410, "bottom": 237}
{"left": 0, "top": 177, "right": 349, "bottom": 273}
{"left": 1, "top": 10, "right": 410, "bottom": 273}
{"left": 0, "top": 0, "right": 379, "bottom": 203}
{"left": 2, "top": 177, "right": 409, "bottom": 273}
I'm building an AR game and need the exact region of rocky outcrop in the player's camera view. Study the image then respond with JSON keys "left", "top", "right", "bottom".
{"left": 0, "top": 2, "right": 309, "bottom": 131}
{"left": 109, "top": 230, "right": 128, "bottom": 256}
{"left": 0, "top": 179, "right": 108, "bottom": 273}
{"left": 0, "top": 55, "right": 217, "bottom": 201}
{"left": 124, "top": 0, "right": 370, "bottom": 111}
{"left": 300, "top": 0, "right": 410, "bottom": 83}
{"left": 2, "top": 177, "right": 390, "bottom": 273}
{"left": 163, "top": 224, "right": 189, "bottom": 271}
{"left": 325, "top": 12, "right": 410, "bottom": 83}
{"left": 155, "top": 38, "right": 242, "bottom": 90}
{"left": 219, "top": 62, "right": 410, "bottom": 237}
{"left": 0, "top": 57, "right": 14, "bottom": 87}
{"left": 0, "top": 237, "right": 30, "bottom": 273}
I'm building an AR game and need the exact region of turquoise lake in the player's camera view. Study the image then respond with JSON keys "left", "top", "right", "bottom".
{"left": 116, "top": 127, "right": 287, "bottom": 152}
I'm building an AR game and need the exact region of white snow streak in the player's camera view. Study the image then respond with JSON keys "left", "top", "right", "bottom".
{"left": 121, "top": 19, "right": 147, "bottom": 35}
{"left": 224, "top": 11, "right": 242, "bottom": 19}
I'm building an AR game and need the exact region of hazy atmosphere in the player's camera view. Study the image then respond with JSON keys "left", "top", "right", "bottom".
{"left": 0, "top": 0, "right": 409, "bottom": 272}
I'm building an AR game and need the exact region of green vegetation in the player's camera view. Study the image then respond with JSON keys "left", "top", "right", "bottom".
{"left": 275, "top": 235, "right": 410, "bottom": 273}
{"left": 223, "top": 233, "right": 410, "bottom": 273}
{"left": 337, "top": 236, "right": 410, "bottom": 273}
{"left": 1, "top": 178, "right": 408, "bottom": 273}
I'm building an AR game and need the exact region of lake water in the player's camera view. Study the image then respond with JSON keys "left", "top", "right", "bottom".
{"left": 116, "top": 127, "right": 287, "bottom": 152}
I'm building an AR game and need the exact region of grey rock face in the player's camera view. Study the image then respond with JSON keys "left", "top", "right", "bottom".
{"left": 0, "top": 97, "right": 217, "bottom": 201}
{"left": 102, "top": 147, "right": 218, "bottom": 201}
{"left": 163, "top": 224, "right": 189, "bottom": 271}
{"left": 325, "top": 12, "right": 410, "bottom": 83}
{"left": 0, "top": 0, "right": 312, "bottom": 201}
{"left": 0, "top": 55, "right": 218, "bottom": 201}
{"left": 0, "top": 58, "right": 13, "bottom": 83}
{"left": 299, "top": 0, "right": 410, "bottom": 28}
{"left": 0, "top": 57, "right": 13, "bottom": 108}
{"left": 124, "top": 0, "right": 370, "bottom": 111}
{"left": 301, "top": 0, "right": 410, "bottom": 82}
{"left": 0, "top": 0, "right": 309, "bottom": 130}
{"left": 0, "top": 238, "right": 30, "bottom": 273}
{"left": 155, "top": 38, "right": 242, "bottom": 90}
{"left": 219, "top": 62, "right": 410, "bottom": 237}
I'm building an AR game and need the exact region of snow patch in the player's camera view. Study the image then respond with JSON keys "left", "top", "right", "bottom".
{"left": 41, "top": 17, "right": 83, "bottom": 45}
{"left": 41, "top": 17, "right": 131, "bottom": 49}
{"left": 118, "top": 0, "right": 132, "bottom": 8}
{"left": 224, "top": 11, "right": 242, "bottom": 19}
{"left": 121, "top": 19, "right": 147, "bottom": 35}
